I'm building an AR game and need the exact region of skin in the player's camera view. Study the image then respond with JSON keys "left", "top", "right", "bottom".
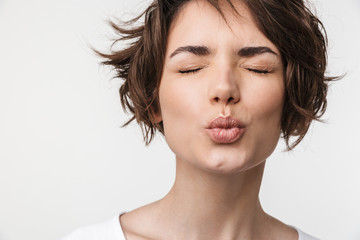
{"left": 120, "top": 0, "right": 298, "bottom": 239}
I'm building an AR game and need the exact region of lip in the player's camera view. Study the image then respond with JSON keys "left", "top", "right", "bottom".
{"left": 205, "top": 116, "right": 245, "bottom": 144}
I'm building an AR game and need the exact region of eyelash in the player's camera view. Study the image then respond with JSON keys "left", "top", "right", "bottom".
{"left": 178, "top": 68, "right": 270, "bottom": 75}
{"left": 246, "top": 68, "right": 270, "bottom": 74}
{"left": 179, "top": 68, "right": 202, "bottom": 74}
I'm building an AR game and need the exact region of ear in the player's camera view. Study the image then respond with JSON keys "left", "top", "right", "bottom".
{"left": 152, "top": 103, "right": 162, "bottom": 123}
{"left": 154, "top": 113, "right": 162, "bottom": 123}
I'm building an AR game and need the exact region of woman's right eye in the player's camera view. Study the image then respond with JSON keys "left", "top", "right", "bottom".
{"left": 178, "top": 68, "right": 202, "bottom": 74}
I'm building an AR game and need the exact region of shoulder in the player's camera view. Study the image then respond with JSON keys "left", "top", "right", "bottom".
{"left": 59, "top": 214, "right": 126, "bottom": 240}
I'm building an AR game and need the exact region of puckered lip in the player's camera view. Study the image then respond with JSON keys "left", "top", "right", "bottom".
{"left": 206, "top": 116, "right": 246, "bottom": 129}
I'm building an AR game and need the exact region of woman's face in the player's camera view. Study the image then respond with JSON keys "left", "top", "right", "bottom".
{"left": 157, "top": 0, "right": 284, "bottom": 174}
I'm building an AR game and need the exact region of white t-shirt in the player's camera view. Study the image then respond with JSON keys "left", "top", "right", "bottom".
{"left": 60, "top": 213, "right": 319, "bottom": 240}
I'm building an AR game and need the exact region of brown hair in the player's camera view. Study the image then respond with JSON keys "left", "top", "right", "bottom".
{"left": 97, "top": 0, "right": 338, "bottom": 150}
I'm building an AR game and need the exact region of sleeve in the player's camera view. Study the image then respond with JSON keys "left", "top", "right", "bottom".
{"left": 292, "top": 226, "right": 320, "bottom": 240}
{"left": 59, "top": 214, "right": 126, "bottom": 240}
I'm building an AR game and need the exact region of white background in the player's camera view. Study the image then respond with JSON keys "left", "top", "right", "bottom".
{"left": 0, "top": 0, "right": 359, "bottom": 239}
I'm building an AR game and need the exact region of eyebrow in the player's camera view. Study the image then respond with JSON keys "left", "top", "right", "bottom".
{"left": 169, "top": 45, "right": 210, "bottom": 58}
{"left": 169, "top": 45, "right": 277, "bottom": 59}
{"left": 237, "top": 46, "right": 277, "bottom": 57}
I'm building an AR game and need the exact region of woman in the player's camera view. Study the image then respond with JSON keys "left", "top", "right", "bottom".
{"left": 62, "top": 0, "right": 336, "bottom": 239}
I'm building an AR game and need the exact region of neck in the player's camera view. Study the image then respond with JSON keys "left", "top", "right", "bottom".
{"left": 156, "top": 157, "right": 269, "bottom": 240}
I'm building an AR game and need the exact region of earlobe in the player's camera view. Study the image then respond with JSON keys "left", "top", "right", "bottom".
{"left": 151, "top": 95, "right": 162, "bottom": 124}
{"left": 152, "top": 103, "right": 162, "bottom": 123}
{"left": 153, "top": 110, "right": 162, "bottom": 123}
{"left": 154, "top": 114, "right": 162, "bottom": 123}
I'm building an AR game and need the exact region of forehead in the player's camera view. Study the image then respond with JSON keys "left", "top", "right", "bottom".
{"left": 166, "top": 0, "right": 278, "bottom": 55}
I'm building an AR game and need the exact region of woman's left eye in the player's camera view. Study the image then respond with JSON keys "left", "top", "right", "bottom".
{"left": 179, "top": 68, "right": 202, "bottom": 74}
{"left": 246, "top": 68, "right": 270, "bottom": 74}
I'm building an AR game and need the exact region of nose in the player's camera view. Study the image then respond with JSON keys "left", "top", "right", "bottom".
{"left": 209, "top": 67, "right": 240, "bottom": 105}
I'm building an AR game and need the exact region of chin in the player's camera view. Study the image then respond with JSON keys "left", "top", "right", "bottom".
{"left": 199, "top": 150, "right": 258, "bottom": 175}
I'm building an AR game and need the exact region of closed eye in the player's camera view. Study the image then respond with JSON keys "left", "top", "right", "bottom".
{"left": 246, "top": 68, "right": 270, "bottom": 74}
{"left": 179, "top": 67, "right": 269, "bottom": 74}
{"left": 179, "top": 68, "right": 202, "bottom": 74}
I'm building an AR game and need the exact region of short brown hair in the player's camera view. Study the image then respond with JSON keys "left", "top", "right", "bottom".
{"left": 97, "top": 0, "right": 338, "bottom": 150}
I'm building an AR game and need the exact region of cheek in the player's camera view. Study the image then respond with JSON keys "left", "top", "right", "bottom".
{"left": 243, "top": 76, "right": 284, "bottom": 150}
{"left": 158, "top": 78, "right": 202, "bottom": 144}
{"left": 244, "top": 76, "right": 284, "bottom": 122}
